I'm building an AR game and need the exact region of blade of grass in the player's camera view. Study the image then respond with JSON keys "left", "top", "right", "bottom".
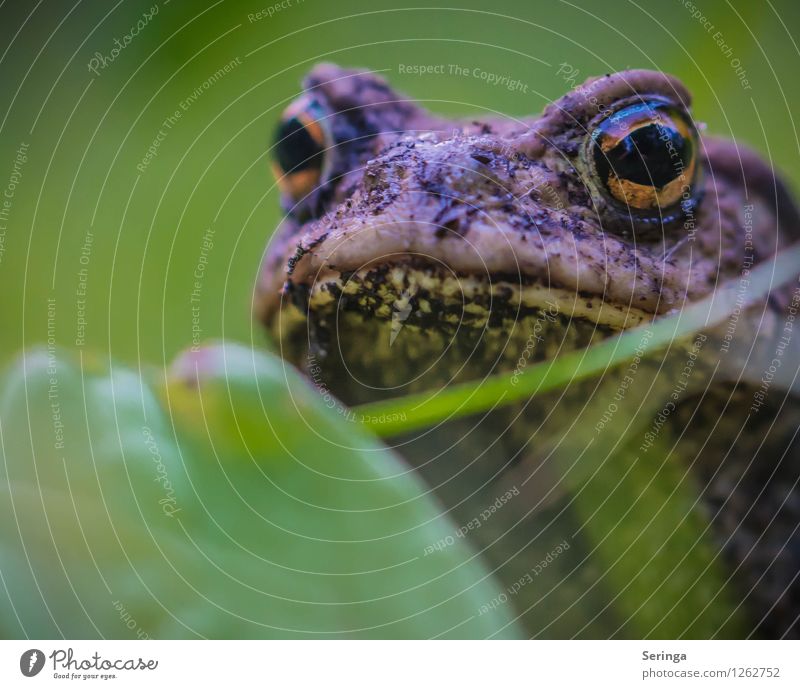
{"left": 355, "top": 243, "right": 800, "bottom": 437}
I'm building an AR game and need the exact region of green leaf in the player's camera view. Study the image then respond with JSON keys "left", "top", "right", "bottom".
{"left": 0, "top": 344, "right": 521, "bottom": 639}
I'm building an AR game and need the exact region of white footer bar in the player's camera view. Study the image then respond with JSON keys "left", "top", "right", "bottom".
{"left": 1, "top": 640, "right": 797, "bottom": 687}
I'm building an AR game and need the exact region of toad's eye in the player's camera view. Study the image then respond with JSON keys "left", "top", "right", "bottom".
{"left": 271, "top": 96, "right": 329, "bottom": 201}
{"left": 591, "top": 101, "right": 697, "bottom": 212}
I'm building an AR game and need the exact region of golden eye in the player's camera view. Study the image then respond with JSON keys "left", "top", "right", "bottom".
{"left": 591, "top": 101, "right": 697, "bottom": 211}
{"left": 271, "top": 96, "right": 329, "bottom": 201}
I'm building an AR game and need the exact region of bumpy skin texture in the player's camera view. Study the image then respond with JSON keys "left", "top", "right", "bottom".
{"left": 259, "top": 65, "right": 797, "bottom": 323}
{"left": 258, "top": 64, "right": 800, "bottom": 638}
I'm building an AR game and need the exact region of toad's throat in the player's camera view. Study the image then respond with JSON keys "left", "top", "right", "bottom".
{"left": 273, "top": 264, "right": 654, "bottom": 405}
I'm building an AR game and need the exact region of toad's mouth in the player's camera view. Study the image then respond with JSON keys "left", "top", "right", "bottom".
{"left": 259, "top": 214, "right": 684, "bottom": 336}
{"left": 266, "top": 260, "right": 654, "bottom": 404}
{"left": 293, "top": 262, "right": 654, "bottom": 332}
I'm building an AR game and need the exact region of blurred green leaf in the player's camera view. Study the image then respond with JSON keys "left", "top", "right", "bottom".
{"left": 0, "top": 344, "right": 521, "bottom": 639}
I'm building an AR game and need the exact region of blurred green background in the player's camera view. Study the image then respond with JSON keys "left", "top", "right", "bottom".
{"left": 0, "top": 0, "right": 798, "bottom": 368}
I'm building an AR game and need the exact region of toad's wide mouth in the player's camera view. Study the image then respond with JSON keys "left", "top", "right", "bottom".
{"left": 258, "top": 215, "right": 687, "bottom": 330}
{"left": 266, "top": 261, "right": 655, "bottom": 404}
{"left": 266, "top": 260, "right": 655, "bottom": 339}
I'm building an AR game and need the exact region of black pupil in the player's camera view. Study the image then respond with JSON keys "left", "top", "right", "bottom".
{"left": 595, "top": 122, "right": 691, "bottom": 189}
{"left": 274, "top": 116, "right": 324, "bottom": 173}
